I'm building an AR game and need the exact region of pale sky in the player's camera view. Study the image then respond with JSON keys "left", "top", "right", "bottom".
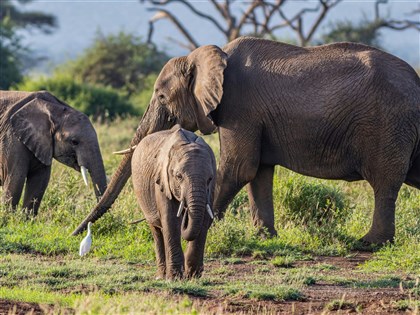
{"left": 20, "top": 0, "right": 420, "bottom": 71}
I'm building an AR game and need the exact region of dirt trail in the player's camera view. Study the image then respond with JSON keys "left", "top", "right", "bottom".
{"left": 2, "top": 252, "right": 418, "bottom": 314}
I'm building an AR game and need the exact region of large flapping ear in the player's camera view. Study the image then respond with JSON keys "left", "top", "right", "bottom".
{"left": 10, "top": 98, "right": 55, "bottom": 166}
{"left": 186, "top": 45, "right": 227, "bottom": 135}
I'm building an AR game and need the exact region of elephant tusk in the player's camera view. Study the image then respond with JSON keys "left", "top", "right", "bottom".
{"left": 177, "top": 200, "right": 184, "bottom": 217}
{"left": 81, "top": 166, "right": 89, "bottom": 186}
{"left": 129, "top": 218, "right": 146, "bottom": 225}
{"left": 112, "top": 146, "right": 137, "bottom": 155}
{"left": 206, "top": 204, "right": 214, "bottom": 219}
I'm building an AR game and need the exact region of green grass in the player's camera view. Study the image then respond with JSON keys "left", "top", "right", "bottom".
{"left": 1, "top": 117, "right": 420, "bottom": 312}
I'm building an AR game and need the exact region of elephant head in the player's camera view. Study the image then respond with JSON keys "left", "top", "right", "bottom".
{"left": 72, "top": 45, "right": 227, "bottom": 235}
{"left": 156, "top": 128, "right": 216, "bottom": 241}
{"left": 10, "top": 97, "right": 107, "bottom": 199}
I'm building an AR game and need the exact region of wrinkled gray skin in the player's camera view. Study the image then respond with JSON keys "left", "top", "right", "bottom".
{"left": 0, "top": 91, "right": 107, "bottom": 215}
{"left": 132, "top": 125, "right": 216, "bottom": 279}
{"left": 73, "top": 36, "right": 420, "bottom": 245}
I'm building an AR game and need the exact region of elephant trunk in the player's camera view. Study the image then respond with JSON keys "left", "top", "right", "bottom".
{"left": 77, "top": 145, "right": 107, "bottom": 200}
{"left": 72, "top": 103, "right": 174, "bottom": 235}
{"left": 181, "top": 183, "right": 206, "bottom": 241}
{"left": 88, "top": 156, "right": 107, "bottom": 200}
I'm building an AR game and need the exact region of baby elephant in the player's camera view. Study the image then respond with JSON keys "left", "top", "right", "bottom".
{"left": 132, "top": 125, "right": 216, "bottom": 280}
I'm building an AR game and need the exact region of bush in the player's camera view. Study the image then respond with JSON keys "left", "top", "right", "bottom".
{"left": 60, "top": 31, "right": 169, "bottom": 96}
{"left": 15, "top": 73, "right": 137, "bottom": 121}
{"left": 281, "top": 175, "right": 349, "bottom": 229}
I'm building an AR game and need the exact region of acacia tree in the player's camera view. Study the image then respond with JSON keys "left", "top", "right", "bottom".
{"left": 0, "top": 0, "right": 57, "bottom": 89}
{"left": 322, "top": 1, "right": 420, "bottom": 47}
{"left": 141, "top": 0, "right": 419, "bottom": 49}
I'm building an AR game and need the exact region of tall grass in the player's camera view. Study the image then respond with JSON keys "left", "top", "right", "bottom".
{"left": 1, "top": 117, "right": 419, "bottom": 268}
{"left": 0, "top": 117, "right": 419, "bottom": 312}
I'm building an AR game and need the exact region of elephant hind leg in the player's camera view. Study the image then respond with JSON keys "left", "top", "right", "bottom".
{"left": 150, "top": 225, "right": 166, "bottom": 279}
{"left": 363, "top": 163, "right": 407, "bottom": 244}
{"left": 405, "top": 156, "right": 420, "bottom": 190}
{"left": 2, "top": 174, "right": 26, "bottom": 209}
{"left": 362, "top": 184, "right": 401, "bottom": 244}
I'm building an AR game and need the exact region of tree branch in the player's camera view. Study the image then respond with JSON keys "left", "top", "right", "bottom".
{"left": 142, "top": 0, "right": 226, "bottom": 34}
{"left": 305, "top": 0, "right": 343, "bottom": 45}
{"left": 147, "top": 8, "right": 199, "bottom": 50}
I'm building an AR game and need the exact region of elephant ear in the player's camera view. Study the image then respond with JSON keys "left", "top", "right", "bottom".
{"left": 155, "top": 127, "right": 190, "bottom": 200}
{"left": 10, "top": 98, "right": 55, "bottom": 166}
{"left": 187, "top": 45, "right": 227, "bottom": 135}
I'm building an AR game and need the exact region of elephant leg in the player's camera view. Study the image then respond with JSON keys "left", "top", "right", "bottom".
{"left": 150, "top": 225, "right": 166, "bottom": 279}
{"left": 184, "top": 215, "right": 211, "bottom": 278}
{"left": 405, "top": 156, "right": 420, "bottom": 189}
{"left": 162, "top": 228, "right": 184, "bottom": 280}
{"left": 362, "top": 183, "right": 402, "bottom": 244}
{"left": 158, "top": 199, "right": 184, "bottom": 280}
{"left": 246, "top": 164, "right": 277, "bottom": 237}
{"left": 2, "top": 172, "right": 27, "bottom": 209}
{"left": 213, "top": 129, "right": 260, "bottom": 219}
{"left": 22, "top": 166, "right": 51, "bottom": 216}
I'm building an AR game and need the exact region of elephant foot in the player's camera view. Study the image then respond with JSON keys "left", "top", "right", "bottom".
{"left": 256, "top": 226, "right": 278, "bottom": 239}
{"left": 155, "top": 271, "right": 165, "bottom": 280}
{"left": 166, "top": 267, "right": 184, "bottom": 281}
{"left": 185, "top": 265, "right": 203, "bottom": 279}
{"left": 360, "top": 230, "right": 394, "bottom": 248}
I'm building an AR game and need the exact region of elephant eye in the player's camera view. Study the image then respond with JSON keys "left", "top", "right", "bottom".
{"left": 158, "top": 94, "right": 166, "bottom": 104}
{"left": 71, "top": 139, "right": 79, "bottom": 146}
{"left": 207, "top": 177, "right": 213, "bottom": 185}
{"left": 175, "top": 173, "right": 183, "bottom": 181}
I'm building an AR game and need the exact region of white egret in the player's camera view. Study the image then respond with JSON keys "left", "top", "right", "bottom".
{"left": 79, "top": 222, "right": 92, "bottom": 257}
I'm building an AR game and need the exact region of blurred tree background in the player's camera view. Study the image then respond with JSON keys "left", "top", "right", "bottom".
{"left": 59, "top": 32, "right": 168, "bottom": 96}
{"left": 0, "top": 0, "right": 56, "bottom": 89}
{"left": 16, "top": 32, "right": 169, "bottom": 120}
{"left": 2, "top": 0, "right": 419, "bottom": 120}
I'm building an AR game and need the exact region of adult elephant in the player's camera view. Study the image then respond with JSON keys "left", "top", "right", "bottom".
{"left": 73, "top": 37, "right": 420, "bottom": 245}
{"left": 0, "top": 91, "right": 107, "bottom": 215}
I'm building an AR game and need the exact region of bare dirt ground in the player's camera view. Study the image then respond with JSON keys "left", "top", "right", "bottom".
{"left": 2, "top": 252, "right": 418, "bottom": 315}
{"left": 191, "top": 252, "right": 416, "bottom": 314}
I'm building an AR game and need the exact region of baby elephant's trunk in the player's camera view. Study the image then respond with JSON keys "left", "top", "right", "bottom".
{"left": 181, "top": 188, "right": 207, "bottom": 241}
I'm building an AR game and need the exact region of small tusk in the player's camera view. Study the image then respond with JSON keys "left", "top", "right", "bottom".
{"left": 112, "top": 146, "right": 137, "bottom": 155}
{"left": 206, "top": 204, "right": 214, "bottom": 219}
{"left": 80, "top": 166, "right": 89, "bottom": 186}
{"left": 129, "top": 218, "right": 146, "bottom": 225}
{"left": 177, "top": 200, "right": 184, "bottom": 217}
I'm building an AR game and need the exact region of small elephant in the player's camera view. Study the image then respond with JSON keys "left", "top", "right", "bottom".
{"left": 0, "top": 91, "right": 107, "bottom": 215}
{"left": 131, "top": 125, "right": 216, "bottom": 279}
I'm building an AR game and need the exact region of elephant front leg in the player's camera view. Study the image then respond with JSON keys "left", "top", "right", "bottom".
{"left": 22, "top": 166, "right": 51, "bottom": 216}
{"left": 150, "top": 225, "right": 166, "bottom": 279}
{"left": 184, "top": 215, "right": 211, "bottom": 278}
{"left": 246, "top": 164, "right": 277, "bottom": 237}
{"left": 158, "top": 198, "right": 184, "bottom": 280}
{"left": 213, "top": 130, "right": 260, "bottom": 220}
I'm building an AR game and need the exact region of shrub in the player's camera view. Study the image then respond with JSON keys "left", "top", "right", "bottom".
{"left": 59, "top": 31, "right": 168, "bottom": 96}
{"left": 15, "top": 73, "right": 137, "bottom": 121}
{"left": 281, "top": 175, "right": 349, "bottom": 229}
